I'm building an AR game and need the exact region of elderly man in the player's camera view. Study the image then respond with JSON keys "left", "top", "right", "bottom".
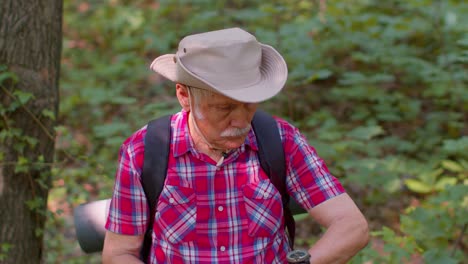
{"left": 102, "top": 28, "right": 369, "bottom": 264}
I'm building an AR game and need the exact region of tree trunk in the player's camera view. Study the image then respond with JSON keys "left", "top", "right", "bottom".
{"left": 0, "top": 1, "right": 62, "bottom": 263}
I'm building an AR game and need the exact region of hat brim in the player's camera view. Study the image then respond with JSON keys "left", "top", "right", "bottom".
{"left": 150, "top": 44, "right": 287, "bottom": 103}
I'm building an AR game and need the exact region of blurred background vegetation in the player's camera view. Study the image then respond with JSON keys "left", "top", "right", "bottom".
{"left": 44, "top": 0, "right": 467, "bottom": 263}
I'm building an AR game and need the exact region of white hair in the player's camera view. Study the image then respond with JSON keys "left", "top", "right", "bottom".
{"left": 187, "top": 86, "right": 214, "bottom": 120}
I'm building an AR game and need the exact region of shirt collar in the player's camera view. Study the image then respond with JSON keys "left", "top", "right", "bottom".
{"left": 172, "top": 110, "right": 258, "bottom": 157}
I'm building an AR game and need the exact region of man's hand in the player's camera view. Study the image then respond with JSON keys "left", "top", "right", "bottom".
{"left": 307, "top": 193, "right": 369, "bottom": 264}
{"left": 102, "top": 231, "right": 145, "bottom": 264}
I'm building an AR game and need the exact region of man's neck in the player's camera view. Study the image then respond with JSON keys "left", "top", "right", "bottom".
{"left": 188, "top": 112, "right": 227, "bottom": 161}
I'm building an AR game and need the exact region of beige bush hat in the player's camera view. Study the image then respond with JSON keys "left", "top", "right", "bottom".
{"left": 150, "top": 27, "right": 288, "bottom": 103}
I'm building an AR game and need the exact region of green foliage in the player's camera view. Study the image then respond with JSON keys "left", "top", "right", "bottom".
{"left": 0, "top": 67, "right": 39, "bottom": 155}
{"left": 0, "top": 243, "right": 13, "bottom": 262}
{"left": 45, "top": 0, "right": 467, "bottom": 262}
{"left": 0, "top": 65, "right": 18, "bottom": 83}
{"left": 402, "top": 184, "right": 467, "bottom": 247}
{"left": 1, "top": 69, "right": 57, "bottom": 255}
{"left": 356, "top": 226, "right": 421, "bottom": 263}
{"left": 404, "top": 159, "right": 466, "bottom": 194}
{"left": 352, "top": 184, "right": 467, "bottom": 263}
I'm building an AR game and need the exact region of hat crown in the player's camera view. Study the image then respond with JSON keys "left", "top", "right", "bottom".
{"left": 179, "top": 28, "right": 256, "bottom": 49}
{"left": 150, "top": 27, "right": 288, "bottom": 103}
{"left": 176, "top": 28, "right": 262, "bottom": 89}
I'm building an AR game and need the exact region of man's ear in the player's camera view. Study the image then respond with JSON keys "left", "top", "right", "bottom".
{"left": 176, "top": 84, "right": 190, "bottom": 111}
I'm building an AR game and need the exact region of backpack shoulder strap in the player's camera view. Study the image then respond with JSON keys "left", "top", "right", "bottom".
{"left": 252, "top": 110, "right": 287, "bottom": 195}
{"left": 140, "top": 114, "right": 172, "bottom": 261}
{"left": 251, "top": 110, "right": 296, "bottom": 249}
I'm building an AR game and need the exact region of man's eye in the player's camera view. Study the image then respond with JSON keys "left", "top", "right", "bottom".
{"left": 217, "top": 105, "right": 232, "bottom": 111}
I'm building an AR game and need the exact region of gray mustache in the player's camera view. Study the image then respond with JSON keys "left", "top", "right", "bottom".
{"left": 220, "top": 125, "right": 251, "bottom": 137}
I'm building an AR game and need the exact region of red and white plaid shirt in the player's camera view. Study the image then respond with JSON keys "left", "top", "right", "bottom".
{"left": 106, "top": 110, "right": 345, "bottom": 263}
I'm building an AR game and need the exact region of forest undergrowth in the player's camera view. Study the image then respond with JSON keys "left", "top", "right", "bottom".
{"left": 40, "top": 1, "right": 467, "bottom": 263}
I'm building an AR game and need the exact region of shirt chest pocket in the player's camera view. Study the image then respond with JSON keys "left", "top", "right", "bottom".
{"left": 243, "top": 180, "right": 283, "bottom": 237}
{"left": 155, "top": 185, "right": 197, "bottom": 244}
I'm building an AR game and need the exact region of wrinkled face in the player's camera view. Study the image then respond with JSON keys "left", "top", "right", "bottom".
{"left": 176, "top": 84, "right": 258, "bottom": 150}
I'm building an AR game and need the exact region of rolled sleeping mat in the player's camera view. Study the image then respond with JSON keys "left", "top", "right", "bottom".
{"left": 74, "top": 198, "right": 111, "bottom": 253}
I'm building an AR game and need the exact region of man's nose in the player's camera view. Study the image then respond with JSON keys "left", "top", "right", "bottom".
{"left": 230, "top": 105, "right": 255, "bottom": 128}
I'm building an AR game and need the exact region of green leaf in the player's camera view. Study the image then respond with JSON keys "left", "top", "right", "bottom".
{"left": 443, "top": 137, "right": 468, "bottom": 156}
{"left": 1, "top": 243, "right": 13, "bottom": 251}
{"left": 24, "top": 136, "right": 38, "bottom": 147}
{"left": 308, "top": 69, "right": 333, "bottom": 82}
{"left": 25, "top": 197, "right": 44, "bottom": 211}
{"left": 441, "top": 160, "right": 464, "bottom": 173}
{"left": 12, "top": 90, "right": 34, "bottom": 105}
{"left": 423, "top": 249, "right": 458, "bottom": 264}
{"left": 109, "top": 96, "right": 137, "bottom": 105}
{"left": 404, "top": 179, "right": 433, "bottom": 194}
{"left": 35, "top": 227, "right": 44, "bottom": 238}
{"left": 434, "top": 177, "right": 457, "bottom": 191}
{"left": 293, "top": 213, "right": 309, "bottom": 222}
{"left": 0, "top": 243, "right": 14, "bottom": 261}
{"left": 384, "top": 178, "right": 401, "bottom": 193}
{"left": 93, "top": 122, "right": 131, "bottom": 138}
{"left": 41, "top": 109, "right": 56, "bottom": 120}
{"left": 348, "top": 125, "right": 385, "bottom": 140}
{"left": 0, "top": 67, "right": 18, "bottom": 83}
{"left": 456, "top": 36, "right": 468, "bottom": 47}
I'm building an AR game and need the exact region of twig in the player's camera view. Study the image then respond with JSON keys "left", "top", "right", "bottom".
{"left": 1, "top": 113, "right": 10, "bottom": 130}
{"left": 1, "top": 85, "right": 55, "bottom": 140}
{"left": 451, "top": 223, "right": 467, "bottom": 257}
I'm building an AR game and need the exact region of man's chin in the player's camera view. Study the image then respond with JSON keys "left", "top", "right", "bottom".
{"left": 219, "top": 137, "right": 247, "bottom": 150}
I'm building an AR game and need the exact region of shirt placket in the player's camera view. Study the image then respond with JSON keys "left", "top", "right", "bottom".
{"left": 213, "top": 164, "right": 230, "bottom": 258}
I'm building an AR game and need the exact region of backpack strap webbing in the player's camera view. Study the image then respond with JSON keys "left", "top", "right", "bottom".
{"left": 140, "top": 114, "right": 172, "bottom": 262}
{"left": 252, "top": 110, "right": 295, "bottom": 249}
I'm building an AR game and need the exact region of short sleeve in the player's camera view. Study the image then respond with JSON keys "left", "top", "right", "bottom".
{"left": 276, "top": 118, "right": 345, "bottom": 211}
{"left": 105, "top": 127, "right": 149, "bottom": 235}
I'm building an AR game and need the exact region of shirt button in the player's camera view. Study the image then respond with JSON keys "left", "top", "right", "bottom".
{"left": 218, "top": 206, "right": 224, "bottom": 212}
{"left": 169, "top": 198, "right": 175, "bottom": 204}
{"left": 220, "top": 246, "right": 226, "bottom": 252}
